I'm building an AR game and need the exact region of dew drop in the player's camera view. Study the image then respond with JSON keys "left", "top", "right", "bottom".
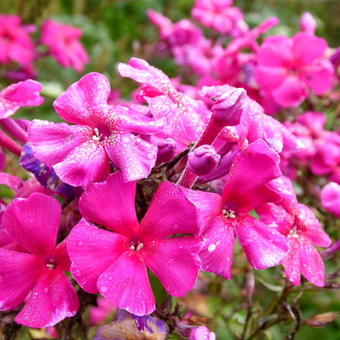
{"left": 100, "top": 286, "right": 108, "bottom": 293}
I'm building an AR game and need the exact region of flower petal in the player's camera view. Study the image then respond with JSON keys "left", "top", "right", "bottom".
{"left": 15, "top": 271, "right": 79, "bottom": 328}
{"left": 79, "top": 172, "right": 138, "bottom": 235}
{"left": 0, "top": 249, "right": 41, "bottom": 310}
{"left": 97, "top": 252, "right": 155, "bottom": 316}
{"left": 53, "top": 73, "right": 111, "bottom": 125}
{"left": 236, "top": 216, "right": 288, "bottom": 270}
{"left": 199, "top": 216, "right": 235, "bottom": 279}
{"left": 2, "top": 193, "right": 60, "bottom": 255}
{"left": 144, "top": 237, "right": 201, "bottom": 296}
{"left": 282, "top": 238, "right": 301, "bottom": 286}
{"left": 105, "top": 132, "right": 157, "bottom": 182}
{"left": 28, "top": 120, "right": 88, "bottom": 166}
{"left": 67, "top": 219, "right": 126, "bottom": 293}
{"left": 299, "top": 238, "right": 325, "bottom": 287}
{"left": 53, "top": 140, "right": 110, "bottom": 187}
{"left": 141, "top": 182, "right": 201, "bottom": 238}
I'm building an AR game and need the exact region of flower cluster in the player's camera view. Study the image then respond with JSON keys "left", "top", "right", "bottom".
{"left": 0, "top": 1, "right": 338, "bottom": 338}
{"left": 0, "top": 15, "right": 89, "bottom": 79}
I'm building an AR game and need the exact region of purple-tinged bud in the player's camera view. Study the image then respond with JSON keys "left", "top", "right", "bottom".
{"left": 189, "top": 326, "right": 216, "bottom": 340}
{"left": 188, "top": 145, "right": 220, "bottom": 176}
{"left": 200, "top": 85, "right": 247, "bottom": 126}
{"left": 300, "top": 12, "right": 316, "bottom": 35}
{"left": 156, "top": 137, "right": 177, "bottom": 163}
{"left": 330, "top": 48, "right": 340, "bottom": 69}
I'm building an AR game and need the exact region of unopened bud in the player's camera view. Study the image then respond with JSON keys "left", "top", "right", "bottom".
{"left": 200, "top": 85, "right": 247, "bottom": 126}
{"left": 188, "top": 145, "right": 220, "bottom": 176}
{"left": 300, "top": 12, "right": 316, "bottom": 35}
{"left": 156, "top": 137, "right": 176, "bottom": 163}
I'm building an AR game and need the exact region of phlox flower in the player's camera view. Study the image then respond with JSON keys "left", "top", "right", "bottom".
{"left": 67, "top": 172, "right": 201, "bottom": 316}
{"left": 41, "top": 19, "right": 89, "bottom": 72}
{"left": 0, "top": 15, "right": 36, "bottom": 71}
{"left": 255, "top": 32, "right": 335, "bottom": 107}
{"left": 258, "top": 177, "right": 332, "bottom": 286}
{"left": 0, "top": 79, "right": 44, "bottom": 119}
{"left": 118, "top": 57, "right": 210, "bottom": 151}
{"left": 184, "top": 140, "right": 288, "bottom": 278}
{"left": 192, "top": 0, "right": 248, "bottom": 37}
{"left": 28, "top": 72, "right": 163, "bottom": 186}
{"left": 0, "top": 193, "right": 79, "bottom": 327}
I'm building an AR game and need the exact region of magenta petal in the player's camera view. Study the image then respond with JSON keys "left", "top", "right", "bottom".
{"left": 0, "top": 249, "right": 41, "bottom": 310}
{"left": 236, "top": 216, "right": 288, "bottom": 270}
{"left": 255, "top": 66, "right": 286, "bottom": 90}
{"left": 97, "top": 252, "right": 155, "bottom": 316}
{"left": 272, "top": 76, "right": 307, "bottom": 108}
{"left": 2, "top": 193, "right": 60, "bottom": 255}
{"left": 15, "top": 271, "right": 79, "bottom": 328}
{"left": 79, "top": 172, "right": 138, "bottom": 235}
{"left": 141, "top": 182, "right": 201, "bottom": 238}
{"left": 299, "top": 238, "right": 325, "bottom": 287}
{"left": 321, "top": 182, "right": 340, "bottom": 218}
{"left": 222, "top": 140, "right": 282, "bottom": 213}
{"left": 282, "top": 238, "right": 301, "bottom": 286}
{"left": 0, "top": 172, "right": 23, "bottom": 192}
{"left": 53, "top": 141, "right": 110, "bottom": 187}
{"left": 53, "top": 73, "right": 111, "bottom": 125}
{"left": 144, "top": 237, "right": 201, "bottom": 296}
{"left": 28, "top": 120, "right": 88, "bottom": 166}
{"left": 200, "top": 216, "right": 234, "bottom": 279}
{"left": 105, "top": 132, "right": 157, "bottom": 182}
{"left": 67, "top": 219, "right": 126, "bottom": 293}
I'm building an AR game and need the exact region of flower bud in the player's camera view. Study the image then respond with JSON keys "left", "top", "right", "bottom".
{"left": 300, "top": 12, "right": 316, "bottom": 35}
{"left": 156, "top": 137, "right": 177, "bottom": 163}
{"left": 188, "top": 145, "right": 220, "bottom": 176}
{"left": 200, "top": 85, "right": 247, "bottom": 126}
{"left": 189, "top": 326, "right": 216, "bottom": 340}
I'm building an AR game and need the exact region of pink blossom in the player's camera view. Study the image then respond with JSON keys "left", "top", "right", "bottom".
{"left": 321, "top": 182, "right": 340, "bottom": 218}
{"left": 118, "top": 58, "right": 210, "bottom": 151}
{"left": 192, "top": 0, "right": 248, "bottom": 37}
{"left": 0, "top": 193, "right": 79, "bottom": 327}
{"left": 41, "top": 19, "right": 89, "bottom": 72}
{"left": 28, "top": 72, "right": 163, "bottom": 186}
{"left": 0, "top": 15, "right": 36, "bottom": 70}
{"left": 67, "top": 172, "right": 201, "bottom": 315}
{"left": 255, "top": 33, "right": 335, "bottom": 107}
{"left": 0, "top": 79, "right": 44, "bottom": 119}
{"left": 89, "top": 297, "right": 115, "bottom": 325}
{"left": 258, "top": 199, "right": 332, "bottom": 287}
{"left": 300, "top": 13, "right": 317, "bottom": 35}
{"left": 189, "top": 326, "right": 216, "bottom": 340}
{"left": 184, "top": 140, "right": 288, "bottom": 278}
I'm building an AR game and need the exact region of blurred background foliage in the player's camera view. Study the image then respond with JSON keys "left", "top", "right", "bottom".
{"left": 0, "top": 1, "right": 340, "bottom": 339}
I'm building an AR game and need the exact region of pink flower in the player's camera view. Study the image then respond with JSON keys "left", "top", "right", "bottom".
{"left": 189, "top": 326, "right": 216, "bottom": 340}
{"left": 28, "top": 72, "right": 163, "bottom": 186}
{"left": 118, "top": 58, "right": 210, "bottom": 151}
{"left": 258, "top": 199, "right": 332, "bottom": 287}
{"left": 255, "top": 33, "right": 335, "bottom": 107}
{"left": 192, "top": 0, "right": 248, "bottom": 37}
{"left": 184, "top": 140, "right": 288, "bottom": 278}
{"left": 41, "top": 19, "right": 89, "bottom": 72}
{"left": 67, "top": 172, "right": 201, "bottom": 316}
{"left": 0, "top": 79, "right": 44, "bottom": 119}
{"left": 300, "top": 13, "right": 317, "bottom": 35}
{"left": 321, "top": 182, "right": 340, "bottom": 218}
{"left": 0, "top": 193, "right": 79, "bottom": 327}
{"left": 89, "top": 297, "right": 115, "bottom": 325}
{"left": 0, "top": 15, "right": 36, "bottom": 70}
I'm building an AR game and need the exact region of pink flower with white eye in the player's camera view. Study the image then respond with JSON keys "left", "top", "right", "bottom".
{"left": 258, "top": 195, "right": 332, "bottom": 287}
{"left": 67, "top": 172, "right": 201, "bottom": 316}
{"left": 321, "top": 182, "right": 340, "bottom": 218}
{"left": 0, "top": 193, "right": 79, "bottom": 328}
{"left": 255, "top": 32, "right": 335, "bottom": 108}
{"left": 0, "top": 15, "right": 36, "bottom": 70}
{"left": 183, "top": 140, "right": 288, "bottom": 278}
{"left": 117, "top": 58, "right": 210, "bottom": 151}
{"left": 0, "top": 79, "right": 44, "bottom": 119}
{"left": 41, "top": 19, "right": 89, "bottom": 72}
{"left": 192, "top": 0, "right": 248, "bottom": 37}
{"left": 28, "top": 72, "right": 163, "bottom": 187}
